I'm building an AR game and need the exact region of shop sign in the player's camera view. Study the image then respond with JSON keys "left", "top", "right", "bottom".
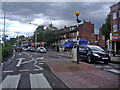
{"left": 112, "top": 32, "right": 120, "bottom": 41}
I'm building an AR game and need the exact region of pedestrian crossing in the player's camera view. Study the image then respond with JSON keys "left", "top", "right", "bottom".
{"left": 0, "top": 73, "right": 52, "bottom": 89}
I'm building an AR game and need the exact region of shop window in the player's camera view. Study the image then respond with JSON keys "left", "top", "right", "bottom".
{"left": 64, "top": 35, "right": 66, "bottom": 38}
{"left": 113, "top": 24, "right": 117, "bottom": 32}
{"left": 73, "top": 33, "right": 74, "bottom": 36}
{"left": 113, "top": 12, "right": 117, "bottom": 19}
{"left": 103, "top": 36, "right": 105, "bottom": 41}
{"left": 119, "top": 10, "right": 120, "bottom": 17}
{"left": 119, "top": 24, "right": 120, "bottom": 31}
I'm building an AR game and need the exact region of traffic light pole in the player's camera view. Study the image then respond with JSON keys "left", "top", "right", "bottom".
{"left": 75, "top": 11, "right": 81, "bottom": 64}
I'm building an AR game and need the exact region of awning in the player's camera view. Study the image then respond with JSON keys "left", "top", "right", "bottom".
{"left": 63, "top": 43, "right": 73, "bottom": 47}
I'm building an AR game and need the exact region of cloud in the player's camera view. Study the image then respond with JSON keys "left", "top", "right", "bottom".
{"left": 1, "top": 2, "right": 118, "bottom": 38}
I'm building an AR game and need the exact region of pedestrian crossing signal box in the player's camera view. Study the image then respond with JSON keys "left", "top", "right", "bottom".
{"left": 72, "top": 47, "right": 77, "bottom": 62}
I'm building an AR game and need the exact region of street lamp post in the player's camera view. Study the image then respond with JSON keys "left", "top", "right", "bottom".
{"left": 75, "top": 11, "right": 81, "bottom": 64}
{"left": 29, "top": 23, "right": 38, "bottom": 49}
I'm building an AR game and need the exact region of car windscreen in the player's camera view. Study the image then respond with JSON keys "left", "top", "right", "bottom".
{"left": 87, "top": 46, "right": 104, "bottom": 52}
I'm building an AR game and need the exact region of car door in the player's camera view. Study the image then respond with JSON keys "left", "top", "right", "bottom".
{"left": 79, "top": 46, "right": 85, "bottom": 60}
{"left": 82, "top": 46, "right": 88, "bottom": 60}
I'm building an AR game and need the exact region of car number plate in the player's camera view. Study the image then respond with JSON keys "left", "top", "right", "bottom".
{"left": 102, "top": 57, "right": 108, "bottom": 59}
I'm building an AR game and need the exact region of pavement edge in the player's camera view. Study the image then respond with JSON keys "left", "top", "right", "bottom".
{"left": 44, "top": 63, "right": 72, "bottom": 89}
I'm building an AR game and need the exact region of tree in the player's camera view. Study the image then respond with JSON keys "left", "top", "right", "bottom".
{"left": 34, "top": 23, "right": 60, "bottom": 45}
{"left": 101, "top": 13, "right": 111, "bottom": 41}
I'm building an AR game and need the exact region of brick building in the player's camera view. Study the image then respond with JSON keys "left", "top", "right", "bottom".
{"left": 59, "top": 20, "right": 105, "bottom": 50}
{"left": 110, "top": 2, "right": 120, "bottom": 53}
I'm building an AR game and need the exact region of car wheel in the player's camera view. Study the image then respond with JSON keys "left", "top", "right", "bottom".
{"left": 104, "top": 60, "right": 110, "bottom": 64}
{"left": 87, "top": 56, "right": 92, "bottom": 64}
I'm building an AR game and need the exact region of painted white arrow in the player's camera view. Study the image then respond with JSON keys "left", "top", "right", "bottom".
{"left": 21, "top": 57, "right": 44, "bottom": 65}
{"left": 16, "top": 58, "right": 25, "bottom": 67}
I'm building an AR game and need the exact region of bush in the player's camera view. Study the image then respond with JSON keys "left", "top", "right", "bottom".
{"left": 2, "top": 43, "right": 13, "bottom": 62}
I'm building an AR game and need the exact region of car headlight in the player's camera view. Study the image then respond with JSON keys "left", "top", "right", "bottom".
{"left": 93, "top": 53, "right": 99, "bottom": 57}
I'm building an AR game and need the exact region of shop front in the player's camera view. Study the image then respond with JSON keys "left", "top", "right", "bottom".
{"left": 112, "top": 32, "right": 120, "bottom": 54}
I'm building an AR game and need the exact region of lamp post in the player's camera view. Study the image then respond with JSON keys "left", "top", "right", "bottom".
{"left": 75, "top": 11, "right": 81, "bottom": 64}
{"left": 3, "top": 0, "right": 6, "bottom": 46}
{"left": 29, "top": 23, "right": 38, "bottom": 49}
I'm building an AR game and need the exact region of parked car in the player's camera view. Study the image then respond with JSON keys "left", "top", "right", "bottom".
{"left": 37, "top": 47, "right": 47, "bottom": 53}
{"left": 22, "top": 47, "right": 28, "bottom": 51}
{"left": 79, "top": 45, "right": 110, "bottom": 64}
{"left": 27, "top": 47, "right": 35, "bottom": 52}
{"left": 15, "top": 46, "right": 22, "bottom": 52}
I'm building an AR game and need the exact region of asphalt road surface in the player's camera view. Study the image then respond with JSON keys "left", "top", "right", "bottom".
{"left": 1, "top": 50, "right": 119, "bottom": 89}
{"left": 1, "top": 51, "right": 68, "bottom": 89}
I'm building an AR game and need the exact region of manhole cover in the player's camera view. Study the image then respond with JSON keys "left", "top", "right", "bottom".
{"left": 68, "top": 66, "right": 81, "bottom": 71}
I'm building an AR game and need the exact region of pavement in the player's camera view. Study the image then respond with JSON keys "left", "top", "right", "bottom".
{"left": 45, "top": 61, "right": 119, "bottom": 89}
{"left": 45, "top": 50, "right": 120, "bottom": 89}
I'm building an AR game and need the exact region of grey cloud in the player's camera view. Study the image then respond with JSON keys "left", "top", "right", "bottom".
{"left": 2, "top": 2, "right": 117, "bottom": 29}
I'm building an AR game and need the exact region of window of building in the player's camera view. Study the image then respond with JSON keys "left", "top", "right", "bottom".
{"left": 73, "top": 33, "right": 74, "bottom": 36}
{"left": 119, "top": 24, "right": 120, "bottom": 31}
{"left": 64, "top": 35, "right": 66, "bottom": 38}
{"left": 103, "top": 36, "right": 105, "bottom": 41}
{"left": 119, "top": 10, "right": 120, "bottom": 17}
{"left": 113, "top": 24, "right": 117, "bottom": 32}
{"left": 113, "top": 12, "right": 117, "bottom": 19}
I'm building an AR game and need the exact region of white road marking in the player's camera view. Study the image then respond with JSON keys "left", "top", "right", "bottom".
{"left": 0, "top": 74, "right": 21, "bottom": 88}
{"left": 39, "top": 62, "right": 44, "bottom": 65}
{"left": 96, "top": 66, "right": 102, "bottom": 68}
{"left": 19, "top": 54, "right": 21, "bottom": 55}
{"left": 34, "top": 61, "right": 44, "bottom": 70}
{"left": 3, "top": 70, "right": 14, "bottom": 73}
{"left": 21, "top": 57, "right": 44, "bottom": 65}
{"left": 16, "top": 58, "right": 25, "bottom": 67}
{"left": 30, "top": 73, "right": 52, "bottom": 88}
{"left": 21, "top": 58, "right": 35, "bottom": 64}
{"left": 19, "top": 69, "right": 29, "bottom": 72}
{"left": 106, "top": 69, "right": 120, "bottom": 74}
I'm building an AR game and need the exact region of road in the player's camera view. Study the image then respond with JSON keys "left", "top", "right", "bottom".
{"left": 1, "top": 50, "right": 119, "bottom": 89}
{"left": 1, "top": 51, "right": 69, "bottom": 89}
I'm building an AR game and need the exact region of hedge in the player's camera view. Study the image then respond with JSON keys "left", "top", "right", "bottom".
{"left": 2, "top": 43, "right": 13, "bottom": 62}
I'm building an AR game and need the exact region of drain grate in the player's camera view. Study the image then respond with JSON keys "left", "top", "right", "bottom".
{"left": 68, "top": 66, "right": 81, "bottom": 71}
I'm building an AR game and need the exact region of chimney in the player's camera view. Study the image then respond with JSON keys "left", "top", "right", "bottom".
{"left": 64, "top": 25, "right": 67, "bottom": 30}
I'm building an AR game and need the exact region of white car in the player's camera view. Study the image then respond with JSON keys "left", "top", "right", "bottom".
{"left": 37, "top": 47, "right": 47, "bottom": 53}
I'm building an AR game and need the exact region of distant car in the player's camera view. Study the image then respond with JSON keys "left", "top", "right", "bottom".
{"left": 37, "top": 47, "right": 47, "bottom": 53}
{"left": 27, "top": 47, "right": 35, "bottom": 52}
{"left": 15, "top": 46, "right": 22, "bottom": 52}
{"left": 22, "top": 47, "right": 28, "bottom": 51}
{"left": 79, "top": 45, "right": 110, "bottom": 64}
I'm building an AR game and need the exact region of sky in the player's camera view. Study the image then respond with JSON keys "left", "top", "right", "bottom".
{"left": 0, "top": 0, "right": 119, "bottom": 39}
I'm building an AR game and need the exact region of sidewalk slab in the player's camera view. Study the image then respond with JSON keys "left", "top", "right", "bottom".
{"left": 111, "top": 56, "right": 120, "bottom": 63}
{"left": 46, "top": 61, "right": 119, "bottom": 88}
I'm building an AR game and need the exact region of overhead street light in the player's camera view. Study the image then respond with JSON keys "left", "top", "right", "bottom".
{"left": 75, "top": 11, "right": 81, "bottom": 64}
{"left": 29, "top": 23, "right": 39, "bottom": 49}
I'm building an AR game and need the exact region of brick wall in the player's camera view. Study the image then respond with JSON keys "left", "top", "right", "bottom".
{"left": 79, "top": 21, "right": 94, "bottom": 44}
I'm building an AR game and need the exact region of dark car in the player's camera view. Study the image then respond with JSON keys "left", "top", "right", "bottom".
{"left": 15, "top": 46, "right": 22, "bottom": 52}
{"left": 79, "top": 45, "right": 110, "bottom": 64}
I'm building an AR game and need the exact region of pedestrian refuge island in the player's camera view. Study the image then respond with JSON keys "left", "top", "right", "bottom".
{"left": 72, "top": 48, "right": 77, "bottom": 62}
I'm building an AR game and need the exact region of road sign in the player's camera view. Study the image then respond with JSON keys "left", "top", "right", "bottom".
{"left": 2, "top": 37, "right": 6, "bottom": 42}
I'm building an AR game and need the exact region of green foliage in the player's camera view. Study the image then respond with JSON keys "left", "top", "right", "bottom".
{"left": 34, "top": 23, "right": 60, "bottom": 45}
{"left": 101, "top": 13, "right": 111, "bottom": 41}
{"left": 2, "top": 43, "right": 13, "bottom": 62}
